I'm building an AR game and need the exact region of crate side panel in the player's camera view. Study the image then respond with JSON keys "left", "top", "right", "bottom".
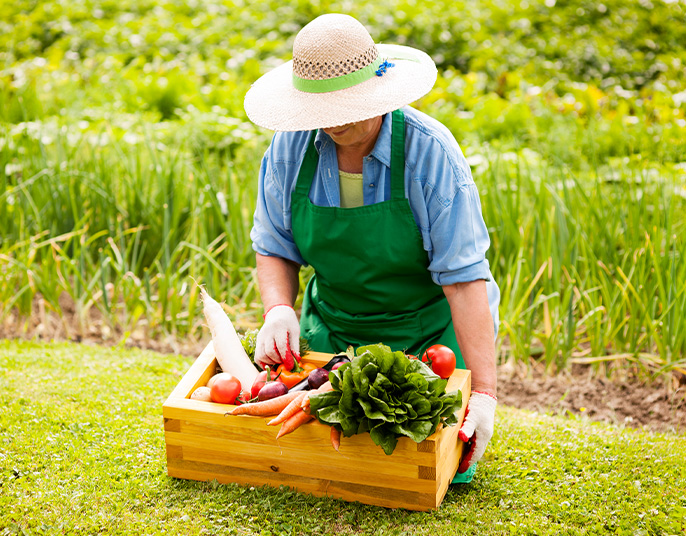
{"left": 163, "top": 402, "right": 436, "bottom": 464}
{"left": 165, "top": 430, "right": 434, "bottom": 476}
{"left": 177, "top": 444, "right": 435, "bottom": 493}
{"left": 171, "top": 419, "right": 435, "bottom": 464}
{"left": 166, "top": 458, "right": 436, "bottom": 511}
{"left": 433, "top": 370, "right": 471, "bottom": 505}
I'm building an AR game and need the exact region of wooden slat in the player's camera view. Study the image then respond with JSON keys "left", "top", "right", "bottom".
{"left": 175, "top": 444, "right": 436, "bottom": 493}
{"left": 167, "top": 458, "right": 437, "bottom": 511}
{"left": 165, "top": 429, "right": 436, "bottom": 470}
{"left": 299, "top": 351, "right": 337, "bottom": 367}
{"left": 162, "top": 399, "right": 435, "bottom": 459}
{"left": 433, "top": 373, "right": 472, "bottom": 504}
{"left": 164, "top": 342, "right": 218, "bottom": 402}
{"left": 170, "top": 419, "right": 435, "bottom": 463}
{"left": 169, "top": 420, "right": 434, "bottom": 463}
{"left": 166, "top": 444, "right": 183, "bottom": 460}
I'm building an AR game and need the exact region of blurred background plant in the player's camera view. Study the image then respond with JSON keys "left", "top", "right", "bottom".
{"left": 1, "top": 0, "right": 684, "bottom": 380}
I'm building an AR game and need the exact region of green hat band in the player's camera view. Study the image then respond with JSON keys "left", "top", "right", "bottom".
{"left": 292, "top": 48, "right": 421, "bottom": 94}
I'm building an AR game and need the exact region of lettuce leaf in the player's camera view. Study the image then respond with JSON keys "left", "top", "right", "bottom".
{"left": 309, "top": 343, "right": 463, "bottom": 455}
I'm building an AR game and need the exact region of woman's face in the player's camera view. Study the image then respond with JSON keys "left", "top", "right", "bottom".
{"left": 322, "top": 116, "right": 383, "bottom": 149}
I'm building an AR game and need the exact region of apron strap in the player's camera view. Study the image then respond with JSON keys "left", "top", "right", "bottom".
{"left": 294, "top": 131, "right": 318, "bottom": 196}
{"left": 390, "top": 109, "right": 406, "bottom": 201}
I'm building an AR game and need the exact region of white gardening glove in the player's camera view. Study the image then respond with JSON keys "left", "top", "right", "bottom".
{"left": 457, "top": 391, "right": 497, "bottom": 473}
{"left": 255, "top": 305, "right": 300, "bottom": 371}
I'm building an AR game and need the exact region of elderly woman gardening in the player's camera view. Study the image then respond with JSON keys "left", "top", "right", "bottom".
{"left": 245, "top": 14, "right": 500, "bottom": 483}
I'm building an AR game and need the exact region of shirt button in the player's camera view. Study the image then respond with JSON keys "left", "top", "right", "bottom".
{"left": 369, "top": 183, "right": 375, "bottom": 188}
{"left": 365, "top": 156, "right": 372, "bottom": 161}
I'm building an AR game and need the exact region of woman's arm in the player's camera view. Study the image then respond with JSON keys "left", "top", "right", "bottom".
{"left": 444, "top": 279, "right": 498, "bottom": 473}
{"left": 256, "top": 253, "right": 301, "bottom": 311}
{"left": 442, "top": 279, "right": 497, "bottom": 396}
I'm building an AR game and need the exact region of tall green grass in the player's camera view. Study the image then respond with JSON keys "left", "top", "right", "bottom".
{"left": 478, "top": 148, "right": 686, "bottom": 376}
{"left": 2, "top": 117, "right": 684, "bottom": 377}
{"left": 0, "top": 121, "right": 268, "bottom": 338}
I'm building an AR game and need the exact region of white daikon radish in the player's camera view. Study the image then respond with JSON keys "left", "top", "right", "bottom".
{"left": 200, "top": 288, "right": 258, "bottom": 390}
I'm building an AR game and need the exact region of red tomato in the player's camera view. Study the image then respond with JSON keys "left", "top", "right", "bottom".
{"left": 234, "top": 390, "right": 251, "bottom": 405}
{"left": 210, "top": 373, "right": 242, "bottom": 404}
{"left": 250, "top": 369, "right": 281, "bottom": 399}
{"left": 421, "top": 345, "right": 456, "bottom": 379}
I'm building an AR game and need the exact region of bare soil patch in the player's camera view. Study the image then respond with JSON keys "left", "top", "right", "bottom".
{"left": 3, "top": 295, "right": 684, "bottom": 434}
{"left": 497, "top": 362, "right": 686, "bottom": 434}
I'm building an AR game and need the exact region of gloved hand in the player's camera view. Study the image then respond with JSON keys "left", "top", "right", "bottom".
{"left": 255, "top": 305, "right": 300, "bottom": 371}
{"left": 457, "top": 391, "right": 497, "bottom": 473}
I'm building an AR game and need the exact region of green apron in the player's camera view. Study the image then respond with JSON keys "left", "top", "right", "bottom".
{"left": 290, "top": 110, "right": 474, "bottom": 484}
{"left": 291, "top": 109, "right": 464, "bottom": 366}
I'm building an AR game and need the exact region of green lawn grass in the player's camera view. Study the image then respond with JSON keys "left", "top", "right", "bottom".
{"left": 1, "top": 340, "right": 684, "bottom": 536}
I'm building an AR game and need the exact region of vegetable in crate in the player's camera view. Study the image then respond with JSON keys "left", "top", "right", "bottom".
{"left": 308, "top": 343, "right": 462, "bottom": 455}
{"left": 190, "top": 386, "right": 212, "bottom": 401}
{"left": 250, "top": 367, "right": 280, "bottom": 399}
{"left": 257, "top": 381, "right": 289, "bottom": 401}
{"left": 307, "top": 367, "right": 330, "bottom": 389}
{"left": 200, "top": 289, "right": 258, "bottom": 390}
{"left": 210, "top": 373, "right": 242, "bottom": 404}
{"left": 276, "top": 361, "right": 317, "bottom": 388}
{"left": 421, "top": 344, "right": 457, "bottom": 379}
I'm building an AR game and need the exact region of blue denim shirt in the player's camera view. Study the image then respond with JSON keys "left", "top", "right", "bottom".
{"left": 251, "top": 106, "right": 500, "bottom": 333}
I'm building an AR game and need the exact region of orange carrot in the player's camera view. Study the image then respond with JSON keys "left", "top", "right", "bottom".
{"left": 267, "top": 392, "right": 307, "bottom": 426}
{"left": 275, "top": 409, "right": 314, "bottom": 439}
{"left": 318, "top": 381, "right": 333, "bottom": 392}
{"left": 230, "top": 391, "right": 302, "bottom": 416}
{"left": 300, "top": 392, "right": 312, "bottom": 412}
{"left": 330, "top": 426, "right": 341, "bottom": 452}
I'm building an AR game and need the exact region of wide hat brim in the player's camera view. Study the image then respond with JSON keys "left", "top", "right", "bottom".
{"left": 244, "top": 44, "right": 437, "bottom": 132}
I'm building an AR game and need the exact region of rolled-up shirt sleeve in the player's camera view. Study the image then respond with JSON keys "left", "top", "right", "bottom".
{"left": 250, "top": 146, "right": 306, "bottom": 266}
{"left": 427, "top": 182, "right": 493, "bottom": 287}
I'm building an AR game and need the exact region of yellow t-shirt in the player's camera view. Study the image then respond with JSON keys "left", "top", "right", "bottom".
{"left": 339, "top": 170, "right": 364, "bottom": 208}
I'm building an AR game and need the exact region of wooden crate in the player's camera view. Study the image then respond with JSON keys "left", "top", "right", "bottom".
{"left": 163, "top": 341, "right": 471, "bottom": 511}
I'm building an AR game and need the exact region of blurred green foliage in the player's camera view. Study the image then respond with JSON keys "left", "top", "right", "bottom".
{"left": 2, "top": 0, "right": 685, "bottom": 130}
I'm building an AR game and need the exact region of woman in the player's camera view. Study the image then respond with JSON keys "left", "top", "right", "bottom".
{"left": 244, "top": 14, "right": 499, "bottom": 482}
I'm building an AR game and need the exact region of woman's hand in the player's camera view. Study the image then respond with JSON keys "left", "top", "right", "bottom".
{"left": 255, "top": 305, "right": 300, "bottom": 371}
{"left": 457, "top": 391, "right": 497, "bottom": 473}
{"left": 254, "top": 253, "right": 302, "bottom": 371}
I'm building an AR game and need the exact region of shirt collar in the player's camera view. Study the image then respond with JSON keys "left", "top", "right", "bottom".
{"left": 313, "top": 113, "right": 393, "bottom": 169}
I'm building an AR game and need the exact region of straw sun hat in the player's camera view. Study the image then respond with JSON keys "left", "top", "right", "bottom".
{"left": 244, "top": 14, "right": 438, "bottom": 132}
